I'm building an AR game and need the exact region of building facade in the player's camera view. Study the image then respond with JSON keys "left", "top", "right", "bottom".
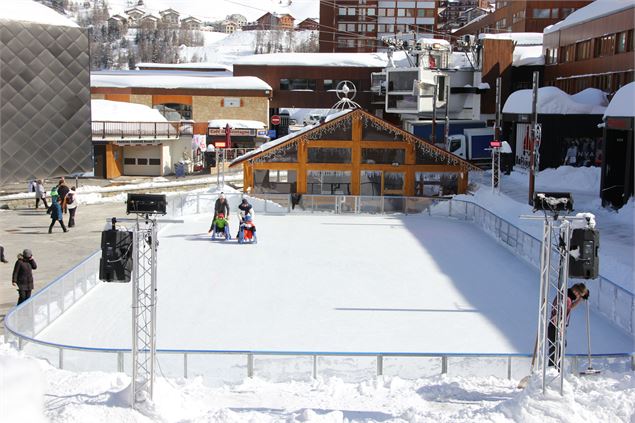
{"left": 0, "top": 3, "right": 93, "bottom": 183}
{"left": 319, "top": 0, "right": 439, "bottom": 53}
{"left": 453, "top": 0, "right": 591, "bottom": 37}
{"left": 543, "top": 2, "right": 634, "bottom": 94}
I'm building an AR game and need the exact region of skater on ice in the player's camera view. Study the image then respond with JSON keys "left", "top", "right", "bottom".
{"left": 209, "top": 212, "right": 231, "bottom": 240}
{"left": 238, "top": 214, "right": 257, "bottom": 244}
{"left": 214, "top": 192, "right": 230, "bottom": 220}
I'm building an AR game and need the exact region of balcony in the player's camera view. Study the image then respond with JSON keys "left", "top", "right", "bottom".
{"left": 91, "top": 121, "right": 181, "bottom": 141}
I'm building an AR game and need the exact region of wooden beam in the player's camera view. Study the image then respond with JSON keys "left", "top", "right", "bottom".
{"left": 352, "top": 114, "right": 362, "bottom": 195}
{"left": 252, "top": 162, "right": 300, "bottom": 170}
{"left": 297, "top": 141, "right": 307, "bottom": 193}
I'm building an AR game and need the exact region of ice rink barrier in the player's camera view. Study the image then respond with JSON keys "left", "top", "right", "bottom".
{"left": 4, "top": 193, "right": 633, "bottom": 384}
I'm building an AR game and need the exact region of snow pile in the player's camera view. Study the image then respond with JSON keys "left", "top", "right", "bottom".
{"left": 503, "top": 86, "right": 607, "bottom": 115}
{"left": 545, "top": 0, "right": 634, "bottom": 34}
{"left": 479, "top": 32, "right": 543, "bottom": 46}
{"left": 91, "top": 72, "right": 272, "bottom": 91}
{"left": 0, "top": 0, "right": 79, "bottom": 28}
{"left": 91, "top": 100, "right": 167, "bottom": 123}
{"left": 135, "top": 62, "right": 231, "bottom": 71}
{"left": 572, "top": 88, "right": 609, "bottom": 107}
{"left": 604, "top": 82, "right": 635, "bottom": 118}
{"left": 513, "top": 45, "right": 544, "bottom": 67}
{"left": 208, "top": 119, "right": 266, "bottom": 129}
{"left": 1, "top": 342, "right": 634, "bottom": 422}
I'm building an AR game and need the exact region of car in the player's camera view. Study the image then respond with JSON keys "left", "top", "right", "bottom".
{"left": 303, "top": 113, "right": 323, "bottom": 126}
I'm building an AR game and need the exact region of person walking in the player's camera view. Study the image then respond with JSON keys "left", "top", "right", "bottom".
{"left": 214, "top": 192, "right": 230, "bottom": 220}
{"left": 12, "top": 249, "right": 37, "bottom": 305}
{"left": 65, "top": 186, "right": 78, "bottom": 228}
{"left": 57, "top": 177, "right": 70, "bottom": 213}
{"left": 48, "top": 196, "right": 68, "bottom": 233}
{"left": 34, "top": 179, "right": 48, "bottom": 210}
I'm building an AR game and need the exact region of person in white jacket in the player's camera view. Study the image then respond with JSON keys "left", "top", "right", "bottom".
{"left": 64, "top": 186, "right": 78, "bottom": 228}
{"left": 34, "top": 180, "right": 48, "bottom": 209}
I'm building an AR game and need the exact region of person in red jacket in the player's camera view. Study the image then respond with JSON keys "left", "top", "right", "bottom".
{"left": 12, "top": 249, "right": 37, "bottom": 305}
{"left": 548, "top": 283, "right": 589, "bottom": 368}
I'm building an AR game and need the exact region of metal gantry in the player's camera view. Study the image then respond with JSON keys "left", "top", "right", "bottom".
{"left": 131, "top": 216, "right": 159, "bottom": 406}
{"left": 491, "top": 146, "right": 501, "bottom": 193}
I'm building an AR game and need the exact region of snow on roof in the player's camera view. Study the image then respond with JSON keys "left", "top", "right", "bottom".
{"left": 503, "top": 86, "right": 607, "bottom": 115}
{"left": 230, "top": 109, "right": 353, "bottom": 165}
{"left": 135, "top": 62, "right": 232, "bottom": 71}
{"left": 449, "top": 52, "right": 477, "bottom": 69}
{"left": 91, "top": 99, "right": 167, "bottom": 122}
{"left": 0, "top": 0, "right": 79, "bottom": 28}
{"left": 572, "top": 88, "right": 609, "bottom": 107}
{"left": 604, "top": 82, "right": 635, "bottom": 118}
{"left": 234, "top": 53, "right": 392, "bottom": 68}
{"left": 208, "top": 119, "right": 266, "bottom": 129}
{"left": 90, "top": 72, "right": 271, "bottom": 91}
{"left": 513, "top": 45, "right": 544, "bottom": 67}
{"left": 545, "top": 0, "right": 634, "bottom": 34}
{"left": 479, "top": 32, "right": 543, "bottom": 46}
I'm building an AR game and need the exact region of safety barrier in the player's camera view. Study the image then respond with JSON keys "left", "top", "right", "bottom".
{"left": 5, "top": 194, "right": 633, "bottom": 384}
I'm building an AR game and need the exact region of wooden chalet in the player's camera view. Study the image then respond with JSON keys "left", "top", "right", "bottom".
{"left": 230, "top": 109, "right": 480, "bottom": 197}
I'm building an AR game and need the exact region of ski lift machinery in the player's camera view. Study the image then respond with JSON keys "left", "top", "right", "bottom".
{"left": 384, "top": 39, "right": 451, "bottom": 115}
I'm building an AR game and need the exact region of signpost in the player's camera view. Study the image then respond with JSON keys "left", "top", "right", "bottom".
{"left": 271, "top": 115, "right": 281, "bottom": 126}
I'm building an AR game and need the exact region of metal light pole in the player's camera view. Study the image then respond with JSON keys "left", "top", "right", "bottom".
{"left": 528, "top": 71, "right": 539, "bottom": 205}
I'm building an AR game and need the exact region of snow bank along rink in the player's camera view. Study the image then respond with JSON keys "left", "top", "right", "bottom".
{"left": 35, "top": 205, "right": 632, "bottom": 357}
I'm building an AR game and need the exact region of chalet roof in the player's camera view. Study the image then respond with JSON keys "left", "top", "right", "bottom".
{"left": 181, "top": 16, "right": 202, "bottom": 23}
{"left": 109, "top": 14, "right": 126, "bottom": 21}
{"left": 159, "top": 8, "right": 179, "bottom": 16}
{"left": 229, "top": 108, "right": 480, "bottom": 171}
{"left": 124, "top": 7, "right": 145, "bottom": 15}
{"left": 141, "top": 14, "right": 159, "bottom": 21}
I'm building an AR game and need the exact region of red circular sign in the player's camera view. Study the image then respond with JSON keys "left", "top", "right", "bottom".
{"left": 271, "top": 115, "right": 281, "bottom": 125}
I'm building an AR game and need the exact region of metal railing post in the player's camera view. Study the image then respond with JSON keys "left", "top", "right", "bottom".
{"left": 507, "top": 356, "right": 512, "bottom": 380}
{"left": 118, "top": 352, "right": 124, "bottom": 373}
{"left": 196, "top": 193, "right": 200, "bottom": 215}
{"left": 184, "top": 353, "right": 188, "bottom": 378}
{"left": 312, "top": 355, "right": 318, "bottom": 379}
{"left": 441, "top": 356, "right": 448, "bottom": 374}
{"left": 449, "top": 200, "right": 453, "bottom": 217}
{"left": 18, "top": 337, "right": 23, "bottom": 351}
{"left": 247, "top": 354, "right": 254, "bottom": 378}
{"left": 58, "top": 348, "right": 64, "bottom": 369}
{"left": 377, "top": 355, "right": 384, "bottom": 377}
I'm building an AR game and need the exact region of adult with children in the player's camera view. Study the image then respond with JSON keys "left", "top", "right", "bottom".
{"left": 12, "top": 249, "right": 37, "bottom": 305}
{"left": 214, "top": 192, "right": 230, "bottom": 220}
{"left": 548, "top": 282, "right": 589, "bottom": 368}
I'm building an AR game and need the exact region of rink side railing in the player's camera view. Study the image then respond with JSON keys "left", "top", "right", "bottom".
{"left": 4, "top": 194, "right": 634, "bottom": 384}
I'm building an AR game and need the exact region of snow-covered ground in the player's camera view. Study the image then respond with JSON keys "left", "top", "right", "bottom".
{"left": 2, "top": 341, "right": 634, "bottom": 423}
{"left": 466, "top": 166, "right": 634, "bottom": 294}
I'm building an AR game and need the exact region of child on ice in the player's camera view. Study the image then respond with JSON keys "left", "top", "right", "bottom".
{"left": 209, "top": 213, "right": 231, "bottom": 240}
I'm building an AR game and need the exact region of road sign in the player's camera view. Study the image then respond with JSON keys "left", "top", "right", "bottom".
{"left": 271, "top": 115, "right": 281, "bottom": 125}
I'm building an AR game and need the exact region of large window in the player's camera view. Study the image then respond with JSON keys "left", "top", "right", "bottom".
{"left": 360, "top": 171, "right": 381, "bottom": 196}
{"left": 154, "top": 103, "right": 192, "bottom": 120}
{"left": 307, "top": 147, "right": 352, "bottom": 163}
{"left": 532, "top": 9, "right": 550, "bottom": 18}
{"left": 576, "top": 40, "right": 591, "bottom": 61}
{"left": 324, "top": 79, "right": 361, "bottom": 91}
{"left": 361, "top": 148, "right": 405, "bottom": 164}
{"left": 307, "top": 171, "right": 351, "bottom": 195}
{"left": 414, "top": 172, "right": 458, "bottom": 196}
{"left": 279, "top": 79, "right": 316, "bottom": 91}
{"left": 616, "top": 31, "right": 628, "bottom": 53}
{"left": 254, "top": 169, "right": 297, "bottom": 194}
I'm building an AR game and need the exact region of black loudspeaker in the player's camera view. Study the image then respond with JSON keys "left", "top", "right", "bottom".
{"left": 204, "top": 151, "right": 216, "bottom": 168}
{"left": 533, "top": 192, "right": 574, "bottom": 212}
{"left": 126, "top": 193, "right": 167, "bottom": 215}
{"left": 99, "top": 230, "right": 133, "bottom": 282}
{"left": 569, "top": 228, "right": 599, "bottom": 279}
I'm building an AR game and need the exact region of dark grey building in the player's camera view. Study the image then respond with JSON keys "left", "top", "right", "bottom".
{"left": 0, "top": 5, "right": 92, "bottom": 184}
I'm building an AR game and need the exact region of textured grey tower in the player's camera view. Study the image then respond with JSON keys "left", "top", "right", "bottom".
{"left": 0, "top": 1, "right": 92, "bottom": 184}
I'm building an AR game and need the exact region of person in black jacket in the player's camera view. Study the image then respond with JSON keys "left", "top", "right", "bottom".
{"left": 213, "top": 193, "right": 230, "bottom": 220}
{"left": 56, "top": 178, "right": 70, "bottom": 213}
{"left": 12, "top": 249, "right": 37, "bottom": 305}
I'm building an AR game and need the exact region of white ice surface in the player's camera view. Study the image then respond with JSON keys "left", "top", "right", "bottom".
{"left": 37, "top": 213, "right": 632, "bottom": 354}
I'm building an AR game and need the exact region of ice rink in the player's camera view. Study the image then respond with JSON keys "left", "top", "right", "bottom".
{"left": 38, "top": 213, "right": 633, "bottom": 354}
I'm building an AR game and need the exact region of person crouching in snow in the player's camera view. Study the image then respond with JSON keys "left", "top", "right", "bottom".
{"left": 209, "top": 212, "right": 230, "bottom": 239}
{"left": 238, "top": 214, "right": 257, "bottom": 243}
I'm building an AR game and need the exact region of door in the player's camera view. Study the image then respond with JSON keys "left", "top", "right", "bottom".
{"left": 360, "top": 171, "right": 405, "bottom": 196}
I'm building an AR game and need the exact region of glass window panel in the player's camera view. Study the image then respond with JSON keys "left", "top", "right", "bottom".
{"left": 532, "top": 8, "right": 550, "bottom": 18}
{"left": 137, "top": 158, "right": 148, "bottom": 165}
{"left": 415, "top": 145, "right": 446, "bottom": 164}
{"left": 267, "top": 144, "right": 297, "bottom": 162}
{"left": 254, "top": 170, "right": 297, "bottom": 194}
{"left": 362, "top": 122, "right": 402, "bottom": 141}
{"left": 360, "top": 171, "right": 382, "bottom": 196}
{"left": 153, "top": 103, "right": 192, "bottom": 120}
{"left": 338, "top": 7, "right": 346, "bottom": 15}
{"left": 415, "top": 172, "right": 458, "bottom": 196}
{"left": 307, "top": 148, "right": 352, "bottom": 163}
{"left": 307, "top": 171, "right": 352, "bottom": 194}
{"left": 388, "top": 70, "right": 418, "bottom": 91}
{"left": 384, "top": 172, "right": 404, "bottom": 190}
{"left": 361, "top": 148, "right": 405, "bottom": 164}
{"left": 124, "top": 158, "right": 135, "bottom": 165}
{"left": 149, "top": 158, "right": 160, "bottom": 165}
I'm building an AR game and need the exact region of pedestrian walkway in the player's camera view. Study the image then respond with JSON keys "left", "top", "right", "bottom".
{"left": 0, "top": 202, "right": 125, "bottom": 335}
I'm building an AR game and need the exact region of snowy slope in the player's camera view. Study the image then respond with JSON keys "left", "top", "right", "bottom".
{"left": 1, "top": 342, "right": 634, "bottom": 423}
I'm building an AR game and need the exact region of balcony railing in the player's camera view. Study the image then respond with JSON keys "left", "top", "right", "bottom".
{"left": 91, "top": 121, "right": 181, "bottom": 140}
